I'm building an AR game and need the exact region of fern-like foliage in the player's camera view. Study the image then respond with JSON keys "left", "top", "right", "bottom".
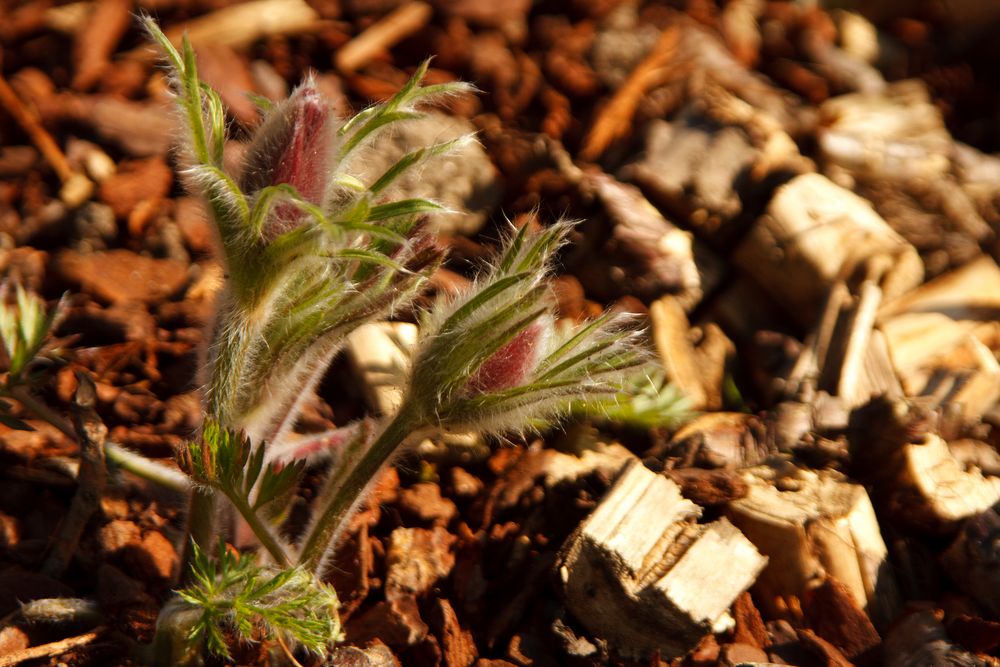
{"left": 177, "top": 542, "right": 341, "bottom": 659}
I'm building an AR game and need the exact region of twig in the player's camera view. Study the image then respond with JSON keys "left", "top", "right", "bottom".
{"left": 0, "top": 627, "right": 105, "bottom": 667}
{"left": 0, "top": 49, "right": 93, "bottom": 207}
{"left": 42, "top": 372, "right": 108, "bottom": 578}
{"left": 8, "top": 384, "right": 191, "bottom": 492}
{"left": 579, "top": 26, "right": 682, "bottom": 162}
{"left": 335, "top": 2, "right": 433, "bottom": 73}
{"left": 275, "top": 633, "right": 305, "bottom": 667}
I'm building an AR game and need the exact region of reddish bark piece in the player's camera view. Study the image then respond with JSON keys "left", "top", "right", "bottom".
{"left": 946, "top": 614, "right": 1000, "bottom": 654}
{"left": 349, "top": 594, "right": 429, "bottom": 648}
{"left": 132, "top": 531, "right": 178, "bottom": 582}
{"left": 432, "top": 0, "right": 531, "bottom": 28}
{"left": 72, "top": 0, "right": 133, "bottom": 91}
{"left": 174, "top": 197, "right": 213, "bottom": 254}
{"left": 0, "top": 626, "right": 30, "bottom": 655}
{"left": 797, "top": 628, "right": 853, "bottom": 667}
{"left": 98, "top": 519, "right": 141, "bottom": 554}
{"left": 732, "top": 592, "right": 768, "bottom": 649}
{"left": 54, "top": 250, "right": 188, "bottom": 305}
{"left": 386, "top": 526, "right": 457, "bottom": 598}
{"left": 193, "top": 43, "right": 260, "bottom": 127}
{"left": 662, "top": 468, "right": 749, "bottom": 506}
{"left": 328, "top": 523, "right": 373, "bottom": 620}
{"left": 97, "top": 157, "right": 172, "bottom": 219}
{"left": 720, "top": 642, "right": 770, "bottom": 666}
{"left": 804, "top": 577, "right": 881, "bottom": 660}
{"left": 430, "top": 598, "right": 478, "bottom": 667}
{"left": 448, "top": 467, "right": 484, "bottom": 499}
{"left": 398, "top": 483, "right": 459, "bottom": 524}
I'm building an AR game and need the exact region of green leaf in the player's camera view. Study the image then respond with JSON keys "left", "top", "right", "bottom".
{"left": 368, "top": 137, "right": 465, "bottom": 195}
{"left": 367, "top": 198, "right": 444, "bottom": 222}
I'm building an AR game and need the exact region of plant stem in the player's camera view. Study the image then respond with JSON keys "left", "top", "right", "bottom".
{"left": 8, "top": 385, "right": 190, "bottom": 492}
{"left": 223, "top": 490, "right": 292, "bottom": 568}
{"left": 181, "top": 487, "right": 218, "bottom": 585}
{"left": 297, "top": 404, "right": 419, "bottom": 573}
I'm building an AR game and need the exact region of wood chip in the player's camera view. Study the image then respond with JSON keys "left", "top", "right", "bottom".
{"left": 727, "top": 463, "right": 900, "bottom": 626}
{"left": 736, "top": 173, "right": 923, "bottom": 326}
{"left": 558, "top": 459, "right": 766, "bottom": 658}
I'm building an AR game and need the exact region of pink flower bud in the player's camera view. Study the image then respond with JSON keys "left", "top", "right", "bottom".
{"left": 462, "top": 319, "right": 549, "bottom": 397}
{"left": 240, "top": 83, "right": 335, "bottom": 239}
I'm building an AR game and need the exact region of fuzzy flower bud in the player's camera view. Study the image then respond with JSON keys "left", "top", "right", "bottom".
{"left": 404, "top": 220, "right": 648, "bottom": 435}
{"left": 239, "top": 82, "right": 336, "bottom": 239}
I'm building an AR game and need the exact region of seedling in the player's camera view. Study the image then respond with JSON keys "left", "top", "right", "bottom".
{"left": 135, "top": 16, "right": 672, "bottom": 662}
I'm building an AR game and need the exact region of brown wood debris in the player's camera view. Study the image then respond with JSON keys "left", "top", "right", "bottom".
{"left": 558, "top": 459, "right": 766, "bottom": 658}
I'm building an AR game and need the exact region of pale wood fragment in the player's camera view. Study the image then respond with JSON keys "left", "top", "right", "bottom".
{"left": 650, "top": 296, "right": 734, "bottom": 410}
{"left": 559, "top": 459, "right": 766, "bottom": 658}
{"left": 125, "top": 0, "right": 322, "bottom": 61}
{"left": 879, "top": 256, "right": 1000, "bottom": 417}
{"left": 735, "top": 173, "right": 923, "bottom": 326}
{"left": 336, "top": 2, "right": 434, "bottom": 73}
{"left": 896, "top": 433, "right": 1000, "bottom": 531}
{"left": 727, "top": 464, "right": 900, "bottom": 627}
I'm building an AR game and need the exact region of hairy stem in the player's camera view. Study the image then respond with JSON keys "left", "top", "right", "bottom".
{"left": 222, "top": 489, "right": 292, "bottom": 568}
{"left": 182, "top": 487, "right": 218, "bottom": 585}
{"left": 298, "top": 403, "right": 420, "bottom": 573}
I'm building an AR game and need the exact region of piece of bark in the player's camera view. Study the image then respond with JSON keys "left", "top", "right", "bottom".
{"left": 558, "top": 459, "right": 767, "bottom": 659}
{"left": 620, "top": 115, "right": 759, "bottom": 242}
{"left": 579, "top": 25, "right": 681, "bottom": 161}
{"left": 649, "top": 296, "right": 734, "bottom": 410}
{"left": 735, "top": 173, "right": 923, "bottom": 326}
{"left": 727, "top": 463, "right": 900, "bottom": 627}
{"left": 819, "top": 80, "right": 951, "bottom": 182}
{"left": 942, "top": 505, "right": 1000, "bottom": 618}
{"left": 430, "top": 598, "right": 478, "bottom": 667}
{"left": 785, "top": 280, "right": 903, "bottom": 410}
{"left": 883, "top": 608, "right": 991, "bottom": 667}
{"left": 346, "top": 321, "right": 419, "bottom": 415}
{"left": 584, "top": 171, "right": 716, "bottom": 310}
{"left": 385, "top": 526, "right": 456, "bottom": 599}
{"left": 803, "top": 576, "right": 881, "bottom": 660}
{"left": 40, "top": 94, "right": 176, "bottom": 157}
{"left": 731, "top": 591, "right": 769, "bottom": 649}
{"left": 72, "top": 0, "right": 132, "bottom": 91}
{"left": 660, "top": 412, "right": 773, "bottom": 469}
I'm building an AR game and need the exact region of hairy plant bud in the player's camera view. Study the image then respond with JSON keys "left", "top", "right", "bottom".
{"left": 240, "top": 83, "right": 336, "bottom": 239}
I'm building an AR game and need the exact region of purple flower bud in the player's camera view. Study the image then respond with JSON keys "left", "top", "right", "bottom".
{"left": 240, "top": 83, "right": 335, "bottom": 239}
{"left": 462, "top": 319, "right": 549, "bottom": 397}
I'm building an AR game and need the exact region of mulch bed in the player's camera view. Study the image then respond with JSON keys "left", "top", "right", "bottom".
{"left": 3, "top": 0, "right": 1000, "bottom": 665}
